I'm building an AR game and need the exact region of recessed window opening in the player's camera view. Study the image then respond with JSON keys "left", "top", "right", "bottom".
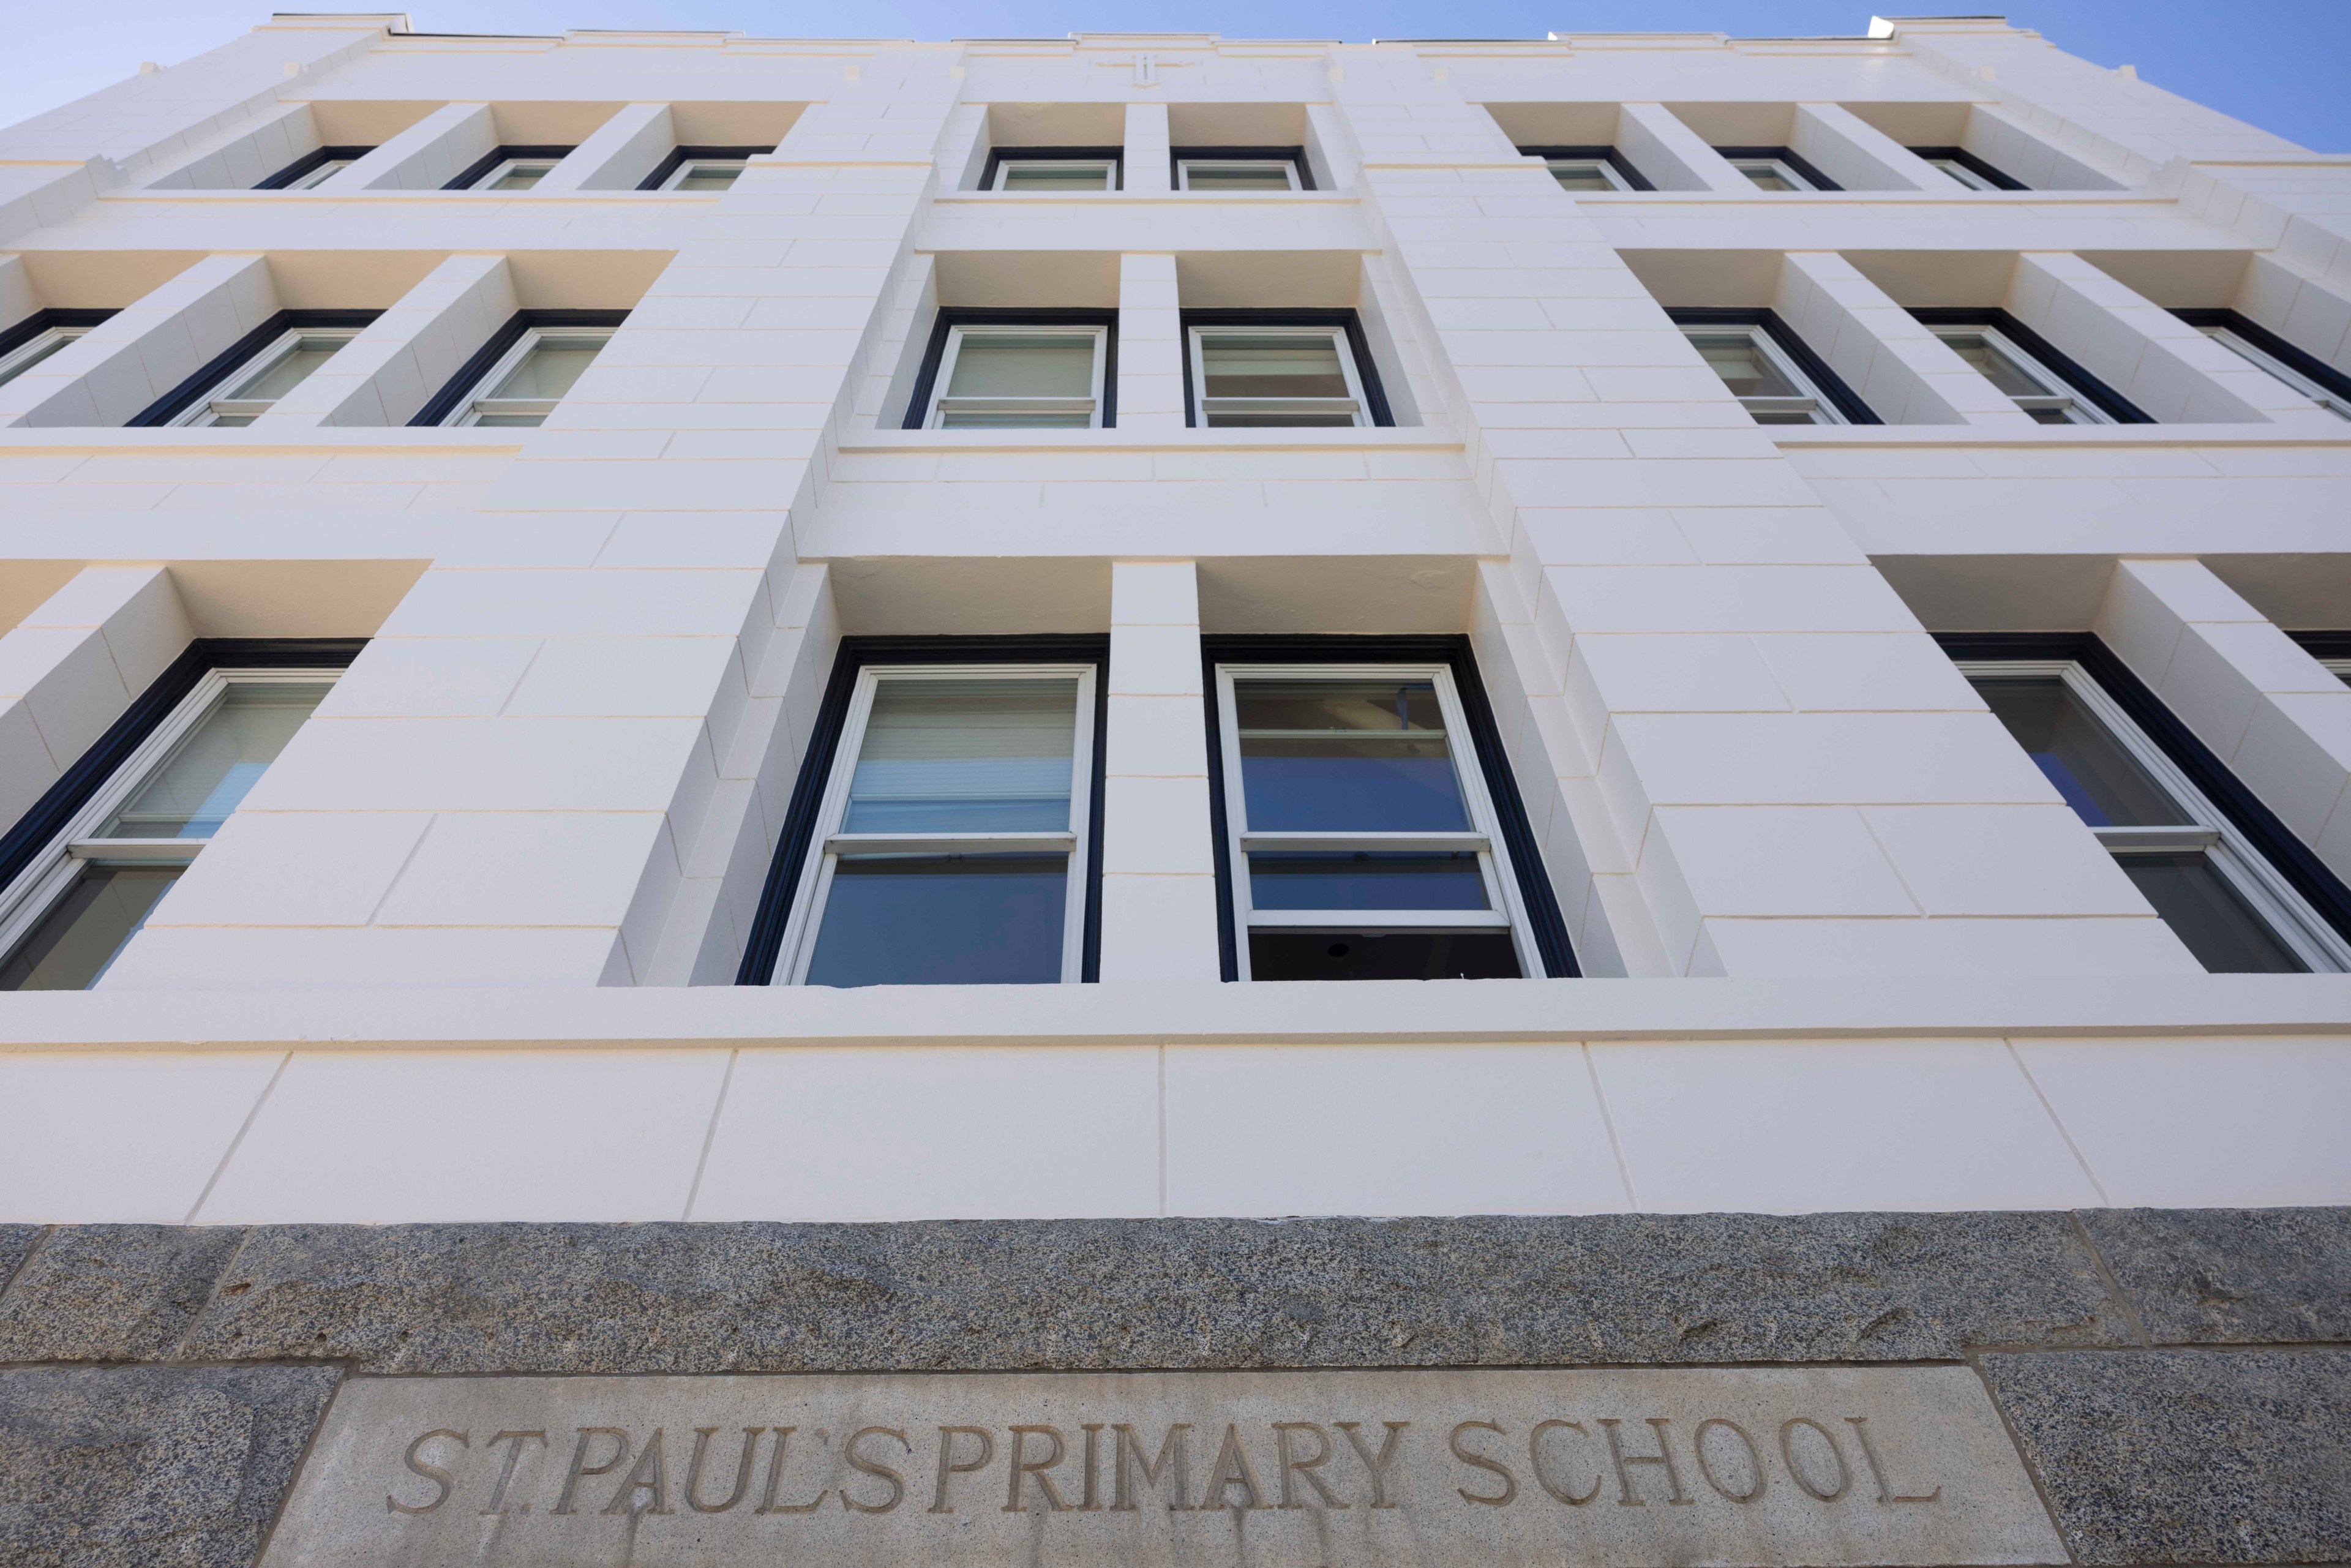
{"left": 255, "top": 146, "right": 373, "bottom": 190}
{"left": 1933, "top": 323, "right": 2111, "bottom": 424}
{"left": 0, "top": 324, "right": 92, "bottom": 389}
{"left": 1185, "top": 318, "right": 1383, "bottom": 429}
{"left": 1714, "top": 148, "right": 1839, "bottom": 192}
{"left": 287, "top": 159, "right": 355, "bottom": 190}
{"left": 1548, "top": 157, "right": 1633, "bottom": 192}
{"left": 774, "top": 664, "right": 1099, "bottom": 988}
{"left": 992, "top": 158, "right": 1119, "bottom": 192}
{"left": 1908, "top": 146, "right": 2027, "bottom": 191}
{"left": 1960, "top": 658, "right": 2350, "bottom": 974}
{"left": 1214, "top": 663, "right": 1543, "bottom": 981}
{"left": 1174, "top": 152, "right": 1307, "bottom": 192}
{"left": 637, "top": 145, "right": 773, "bottom": 192}
{"left": 927, "top": 324, "right": 1106, "bottom": 429}
{"left": 445, "top": 146, "right": 577, "bottom": 192}
{"left": 1687, "top": 326, "right": 1845, "bottom": 424}
{"left": 167, "top": 329, "right": 361, "bottom": 427}
{"left": 0, "top": 662, "right": 343, "bottom": 991}
{"left": 448, "top": 326, "right": 613, "bottom": 427}
{"left": 2194, "top": 323, "right": 2351, "bottom": 420}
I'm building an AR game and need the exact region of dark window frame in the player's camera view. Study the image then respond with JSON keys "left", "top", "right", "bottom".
{"left": 901, "top": 307, "right": 1120, "bottom": 431}
{"left": 1713, "top": 145, "right": 1843, "bottom": 192}
{"left": 443, "top": 144, "right": 579, "bottom": 192}
{"left": 2171, "top": 308, "right": 2351, "bottom": 410}
{"left": 1516, "top": 143, "right": 1656, "bottom": 191}
{"left": 0, "top": 638, "right": 364, "bottom": 898}
{"left": 1178, "top": 308, "right": 1393, "bottom": 429}
{"left": 978, "top": 146, "right": 1125, "bottom": 192}
{"left": 634, "top": 144, "right": 776, "bottom": 191}
{"left": 1667, "top": 306, "right": 1883, "bottom": 425}
{"left": 253, "top": 145, "right": 376, "bottom": 190}
{"left": 1907, "top": 144, "right": 2028, "bottom": 190}
{"left": 127, "top": 310, "right": 382, "bottom": 427}
{"left": 1199, "top": 634, "right": 1578, "bottom": 982}
{"left": 1937, "top": 631, "right": 2351, "bottom": 946}
{"left": 0, "top": 307, "right": 116, "bottom": 362}
{"left": 1908, "top": 307, "right": 2154, "bottom": 423}
{"left": 737, "top": 634, "right": 1114, "bottom": 986}
{"left": 409, "top": 308, "right": 631, "bottom": 427}
{"left": 1168, "top": 146, "right": 1316, "bottom": 191}
{"left": 2287, "top": 630, "right": 2351, "bottom": 663}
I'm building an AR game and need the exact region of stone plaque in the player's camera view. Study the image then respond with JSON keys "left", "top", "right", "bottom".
{"left": 260, "top": 1367, "right": 2063, "bottom": 1567}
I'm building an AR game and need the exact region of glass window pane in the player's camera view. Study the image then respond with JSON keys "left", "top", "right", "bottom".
{"left": 843, "top": 677, "right": 1079, "bottom": 833}
{"left": 487, "top": 163, "right": 552, "bottom": 190}
{"left": 1972, "top": 678, "right": 2186, "bottom": 827}
{"left": 103, "top": 683, "right": 326, "bottom": 839}
{"left": 1235, "top": 679, "right": 1471, "bottom": 831}
{"left": 1250, "top": 929, "right": 1520, "bottom": 981}
{"left": 225, "top": 337, "right": 347, "bottom": 402}
{"left": 806, "top": 854, "right": 1066, "bottom": 985}
{"left": 1739, "top": 164, "right": 1798, "bottom": 191}
{"left": 1549, "top": 163, "right": 1614, "bottom": 190}
{"left": 1940, "top": 332, "right": 2051, "bottom": 399}
{"left": 1185, "top": 163, "right": 1292, "bottom": 191}
{"left": 945, "top": 334, "right": 1095, "bottom": 398}
{"left": 488, "top": 336, "right": 609, "bottom": 400}
{"left": 1687, "top": 332, "right": 1801, "bottom": 399}
{"left": 1202, "top": 410, "right": 1358, "bottom": 429}
{"left": 677, "top": 165, "right": 741, "bottom": 190}
{"left": 287, "top": 159, "right": 352, "bottom": 190}
{"left": 2121, "top": 852, "right": 2307, "bottom": 973}
{"left": 472, "top": 411, "right": 546, "bottom": 427}
{"left": 1199, "top": 333, "right": 1351, "bottom": 399}
{"left": 0, "top": 332, "right": 81, "bottom": 389}
{"left": 1001, "top": 163, "right": 1110, "bottom": 191}
{"left": 1248, "top": 851, "right": 1489, "bottom": 910}
{"left": 0, "top": 866, "right": 180, "bottom": 990}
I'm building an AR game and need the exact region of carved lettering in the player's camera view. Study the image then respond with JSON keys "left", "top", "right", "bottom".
{"left": 1693, "top": 1419, "right": 1764, "bottom": 1504}
{"left": 1200, "top": 1423, "right": 1269, "bottom": 1510}
{"left": 1111, "top": 1423, "right": 1193, "bottom": 1512}
{"left": 841, "top": 1427, "right": 910, "bottom": 1514}
{"left": 1003, "top": 1425, "right": 1073, "bottom": 1513}
{"left": 481, "top": 1430, "right": 546, "bottom": 1516}
{"left": 1845, "top": 1416, "right": 1941, "bottom": 1504}
{"left": 552, "top": 1428, "right": 629, "bottom": 1517}
{"left": 1272, "top": 1422, "right": 1347, "bottom": 1510}
{"left": 1333, "top": 1420, "right": 1408, "bottom": 1509}
{"left": 604, "top": 1427, "right": 673, "bottom": 1516}
{"left": 756, "top": 1427, "right": 828, "bottom": 1515}
{"left": 1778, "top": 1419, "right": 1851, "bottom": 1502}
{"left": 1529, "top": 1420, "right": 1602, "bottom": 1506}
{"left": 1599, "top": 1417, "right": 1692, "bottom": 1507}
{"left": 684, "top": 1427, "right": 763, "bottom": 1514}
{"left": 1449, "top": 1420, "right": 1516, "bottom": 1506}
{"left": 1079, "top": 1423, "right": 1104, "bottom": 1511}
{"left": 930, "top": 1426, "right": 994, "bottom": 1515}
{"left": 389, "top": 1430, "right": 466, "bottom": 1515}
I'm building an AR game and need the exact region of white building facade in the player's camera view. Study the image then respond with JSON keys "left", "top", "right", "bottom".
{"left": 0, "top": 10, "right": 2345, "bottom": 1226}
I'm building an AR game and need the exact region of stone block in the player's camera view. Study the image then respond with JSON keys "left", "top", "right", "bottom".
{"left": 0, "top": 1225, "right": 245, "bottom": 1362}
{"left": 2079, "top": 1206, "right": 2351, "bottom": 1345}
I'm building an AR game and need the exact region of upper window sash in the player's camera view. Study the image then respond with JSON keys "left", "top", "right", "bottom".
{"left": 1728, "top": 156, "right": 1815, "bottom": 192}
{"left": 166, "top": 328, "right": 360, "bottom": 427}
{"left": 773, "top": 663, "right": 1098, "bottom": 986}
{"left": 1546, "top": 157, "right": 1633, "bottom": 192}
{"left": 2197, "top": 324, "right": 2351, "bottom": 419}
{"left": 926, "top": 324, "right": 1107, "bottom": 430}
{"left": 657, "top": 159, "right": 748, "bottom": 192}
{"left": 1186, "top": 324, "right": 1371, "bottom": 428}
{"left": 1933, "top": 323, "right": 2112, "bottom": 424}
{"left": 1175, "top": 158, "right": 1303, "bottom": 191}
{"left": 0, "top": 326, "right": 88, "bottom": 389}
{"left": 1682, "top": 324, "right": 1848, "bottom": 426}
{"left": 444, "top": 326, "right": 614, "bottom": 427}
{"left": 471, "top": 156, "right": 563, "bottom": 190}
{"left": 1212, "top": 662, "right": 1539, "bottom": 981}
{"left": 990, "top": 158, "right": 1119, "bottom": 192}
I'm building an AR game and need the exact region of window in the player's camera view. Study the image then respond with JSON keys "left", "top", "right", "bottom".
{"left": 1670, "top": 310, "right": 1872, "bottom": 426}
{"left": 985, "top": 151, "right": 1121, "bottom": 192}
{"left": 1173, "top": 149, "right": 1310, "bottom": 191}
{"left": 1183, "top": 312, "right": 1388, "bottom": 429}
{"left": 0, "top": 317, "right": 101, "bottom": 389}
{"left": 1518, "top": 144, "right": 1652, "bottom": 192}
{"left": 164, "top": 328, "right": 361, "bottom": 427}
{"left": 0, "top": 647, "right": 353, "bottom": 991}
{"left": 446, "top": 146, "right": 576, "bottom": 192}
{"left": 1954, "top": 649, "right": 2351, "bottom": 974}
{"left": 416, "top": 312, "right": 626, "bottom": 429}
{"left": 637, "top": 145, "right": 771, "bottom": 192}
{"left": 1207, "top": 646, "right": 1570, "bottom": 981}
{"left": 255, "top": 146, "right": 373, "bottom": 190}
{"left": 1715, "top": 147, "right": 1840, "bottom": 192}
{"left": 1916, "top": 311, "right": 2148, "bottom": 424}
{"left": 1909, "top": 146, "right": 2027, "bottom": 191}
{"left": 750, "top": 643, "right": 1107, "bottom": 988}
{"left": 911, "top": 315, "right": 1112, "bottom": 430}
{"left": 2172, "top": 310, "right": 2351, "bottom": 421}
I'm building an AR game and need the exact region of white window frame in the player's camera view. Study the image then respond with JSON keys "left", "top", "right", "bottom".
{"left": 1924, "top": 156, "right": 2003, "bottom": 192}
{"left": 1187, "top": 323, "right": 1371, "bottom": 429}
{"left": 1932, "top": 323, "right": 2113, "bottom": 424}
{"left": 1175, "top": 157, "right": 1303, "bottom": 191}
{"left": 1958, "top": 658, "right": 2351, "bottom": 972}
{"left": 443, "top": 326, "right": 616, "bottom": 427}
{"left": 283, "top": 157, "right": 356, "bottom": 191}
{"left": 0, "top": 326, "right": 90, "bottom": 389}
{"left": 989, "top": 157, "right": 1119, "bottom": 192}
{"left": 468, "top": 156, "right": 563, "bottom": 191}
{"left": 1730, "top": 156, "right": 1817, "bottom": 191}
{"left": 655, "top": 157, "right": 748, "bottom": 192}
{"left": 1681, "top": 323, "right": 1848, "bottom": 426}
{"left": 2315, "top": 656, "right": 2351, "bottom": 686}
{"left": 925, "top": 323, "right": 1108, "bottom": 430}
{"left": 1545, "top": 157, "right": 1633, "bottom": 192}
{"left": 772, "top": 662, "right": 1100, "bottom": 988}
{"left": 2195, "top": 324, "right": 2351, "bottom": 419}
{"left": 1213, "top": 661, "right": 1539, "bottom": 982}
{"left": 167, "top": 328, "right": 361, "bottom": 428}
{"left": 0, "top": 667, "right": 340, "bottom": 980}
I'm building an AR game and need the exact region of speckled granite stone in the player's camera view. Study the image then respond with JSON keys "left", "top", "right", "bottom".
{"left": 1979, "top": 1348, "right": 2351, "bottom": 1564}
{"left": 0, "top": 1226, "right": 248, "bottom": 1363}
{"left": 2079, "top": 1207, "right": 2351, "bottom": 1345}
{"left": 0, "top": 1364, "right": 339, "bottom": 1568}
{"left": 174, "top": 1212, "right": 2130, "bottom": 1374}
{"left": 0, "top": 1225, "right": 40, "bottom": 1295}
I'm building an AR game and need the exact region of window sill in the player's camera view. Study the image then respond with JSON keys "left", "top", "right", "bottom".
{"left": 1768, "top": 423, "right": 2351, "bottom": 448}
{"left": 0, "top": 427, "right": 527, "bottom": 454}
{"left": 842, "top": 426, "right": 1458, "bottom": 453}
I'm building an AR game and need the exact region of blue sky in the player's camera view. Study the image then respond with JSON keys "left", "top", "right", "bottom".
{"left": 7, "top": 0, "right": 2344, "bottom": 152}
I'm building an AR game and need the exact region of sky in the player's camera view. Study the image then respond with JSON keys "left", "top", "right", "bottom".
{"left": 3, "top": 0, "right": 2344, "bottom": 153}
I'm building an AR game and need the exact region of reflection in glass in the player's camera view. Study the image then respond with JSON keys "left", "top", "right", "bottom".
{"left": 1547, "top": 161, "right": 1619, "bottom": 191}
{"left": 940, "top": 334, "right": 1096, "bottom": 428}
{"left": 103, "top": 684, "right": 326, "bottom": 839}
{"left": 1734, "top": 162, "right": 1800, "bottom": 191}
{"left": 2121, "top": 853, "right": 2306, "bottom": 973}
{"left": 225, "top": 337, "right": 347, "bottom": 403}
{"left": 0, "top": 331, "right": 83, "bottom": 389}
{"left": 1689, "top": 332, "right": 1801, "bottom": 399}
{"left": 486, "top": 161, "right": 557, "bottom": 190}
{"left": 1000, "top": 163, "right": 1112, "bottom": 191}
{"left": 675, "top": 163, "right": 742, "bottom": 191}
{"left": 1938, "top": 332, "right": 2075, "bottom": 424}
{"left": 806, "top": 855, "right": 1067, "bottom": 986}
{"left": 1972, "top": 678, "right": 2184, "bottom": 828}
{"left": 285, "top": 158, "right": 354, "bottom": 190}
{"left": 0, "top": 866, "right": 180, "bottom": 989}
{"left": 842, "top": 678, "right": 1078, "bottom": 833}
{"left": 487, "top": 336, "right": 607, "bottom": 402}
{"left": 1249, "top": 851, "right": 1488, "bottom": 910}
{"left": 1235, "top": 680, "right": 1469, "bottom": 831}
{"left": 1183, "top": 163, "right": 1294, "bottom": 191}
{"left": 1250, "top": 929, "right": 1520, "bottom": 981}
{"left": 1200, "top": 334, "right": 1349, "bottom": 400}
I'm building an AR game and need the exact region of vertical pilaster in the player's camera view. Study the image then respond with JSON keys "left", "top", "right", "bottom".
{"left": 1773, "top": 252, "right": 2036, "bottom": 427}
{"left": 1116, "top": 253, "right": 1185, "bottom": 430}
{"left": 536, "top": 104, "right": 674, "bottom": 193}
{"left": 252, "top": 255, "right": 516, "bottom": 429}
{"left": 0, "top": 569, "right": 192, "bottom": 828}
{"left": 0, "top": 255, "right": 277, "bottom": 428}
{"left": 326, "top": 103, "right": 493, "bottom": 191}
{"left": 1123, "top": 103, "right": 1171, "bottom": 192}
{"left": 1613, "top": 104, "right": 1752, "bottom": 192}
{"left": 1791, "top": 104, "right": 1962, "bottom": 190}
